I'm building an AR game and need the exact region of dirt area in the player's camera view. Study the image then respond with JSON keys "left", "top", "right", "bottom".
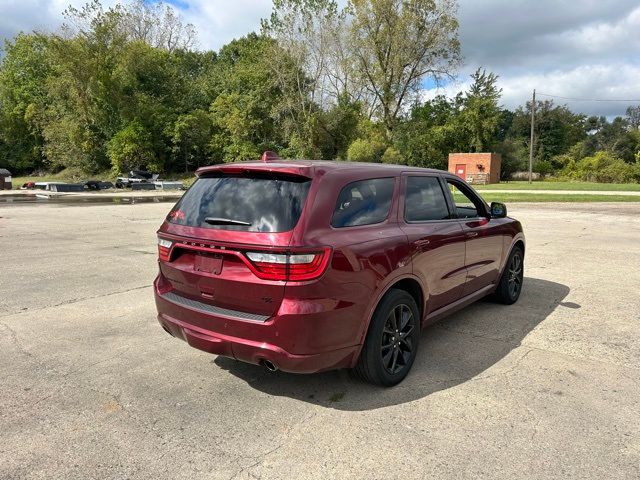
{"left": 0, "top": 202, "right": 638, "bottom": 479}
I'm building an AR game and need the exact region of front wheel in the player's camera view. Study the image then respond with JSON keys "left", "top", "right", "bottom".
{"left": 493, "top": 246, "right": 524, "bottom": 304}
{"left": 354, "top": 289, "right": 420, "bottom": 387}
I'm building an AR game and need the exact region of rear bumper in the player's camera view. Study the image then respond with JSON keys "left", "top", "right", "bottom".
{"left": 154, "top": 281, "right": 359, "bottom": 374}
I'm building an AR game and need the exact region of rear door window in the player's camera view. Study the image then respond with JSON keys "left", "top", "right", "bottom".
{"left": 405, "top": 176, "right": 451, "bottom": 222}
{"left": 167, "top": 173, "right": 311, "bottom": 232}
{"left": 332, "top": 178, "right": 394, "bottom": 228}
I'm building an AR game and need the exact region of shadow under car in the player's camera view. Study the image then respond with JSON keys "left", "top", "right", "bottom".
{"left": 213, "top": 277, "right": 572, "bottom": 411}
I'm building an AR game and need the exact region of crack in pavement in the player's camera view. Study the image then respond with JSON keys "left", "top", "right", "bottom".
{"left": 227, "top": 409, "right": 320, "bottom": 480}
{"left": 0, "top": 284, "right": 152, "bottom": 318}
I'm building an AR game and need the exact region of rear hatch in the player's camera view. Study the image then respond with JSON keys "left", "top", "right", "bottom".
{"left": 157, "top": 169, "right": 322, "bottom": 318}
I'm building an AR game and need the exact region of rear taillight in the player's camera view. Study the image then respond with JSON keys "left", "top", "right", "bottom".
{"left": 245, "top": 248, "right": 331, "bottom": 281}
{"left": 158, "top": 237, "right": 172, "bottom": 261}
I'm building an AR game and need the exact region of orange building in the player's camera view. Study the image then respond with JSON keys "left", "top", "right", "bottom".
{"left": 448, "top": 153, "right": 501, "bottom": 184}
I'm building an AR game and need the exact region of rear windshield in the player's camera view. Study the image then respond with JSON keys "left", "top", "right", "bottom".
{"left": 167, "top": 174, "right": 311, "bottom": 232}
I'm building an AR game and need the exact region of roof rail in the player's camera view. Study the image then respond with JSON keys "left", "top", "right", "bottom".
{"left": 261, "top": 151, "right": 281, "bottom": 163}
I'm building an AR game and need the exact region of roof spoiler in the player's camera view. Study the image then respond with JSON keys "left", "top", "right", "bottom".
{"left": 261, "top": 151, "right": 281, "bottom": 163}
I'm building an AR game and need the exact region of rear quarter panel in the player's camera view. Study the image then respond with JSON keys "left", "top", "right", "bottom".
{"left": 286, "top": 171, "right": 414, "bottom": 351}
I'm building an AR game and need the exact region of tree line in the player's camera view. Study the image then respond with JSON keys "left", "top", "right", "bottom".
{"left": 1, "top": 0, "right": 639, "bottom": 182}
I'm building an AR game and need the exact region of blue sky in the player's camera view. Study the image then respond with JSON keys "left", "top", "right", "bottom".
{"left": 1, "top": 0, "right": 639, "bottom": 117}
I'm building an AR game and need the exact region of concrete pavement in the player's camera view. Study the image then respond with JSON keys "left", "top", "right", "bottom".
{"left": 0, "top": 202, "right": 638, "bottom": 479}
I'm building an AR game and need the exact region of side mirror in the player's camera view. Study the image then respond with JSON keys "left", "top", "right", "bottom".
{"left": 490, "top": 202, "right": 507, "bottom": 219}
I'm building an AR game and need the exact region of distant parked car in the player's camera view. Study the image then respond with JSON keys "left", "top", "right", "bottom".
{"left": 84, "top": 180, "right": 114, "bottom": 190}
{"left": 154, "top": 157, "right": 525, "bottom": 386}
{"left": 115, "top": 170, "right": 159, "bottom": 188}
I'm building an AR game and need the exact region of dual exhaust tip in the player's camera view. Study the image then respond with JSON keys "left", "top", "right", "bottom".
{"left": 163, "top": 323, "right": 278, "bottom": 372}
{"left": 260, "top": 359, "right": 278, "bottom": 372}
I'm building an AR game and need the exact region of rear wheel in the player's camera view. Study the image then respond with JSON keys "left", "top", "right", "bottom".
{"left": 354, "top": 289, "right": 420, "bottom": 387}
{"left": 493, "top": 246, "right": 524, "bottom": 304}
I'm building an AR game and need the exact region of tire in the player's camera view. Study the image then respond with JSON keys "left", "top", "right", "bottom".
{"left": 493, "top": 246, "right": 524, "bottom": 305}
{"left": 354, "top": 289, "right": 420, "bottom": 387}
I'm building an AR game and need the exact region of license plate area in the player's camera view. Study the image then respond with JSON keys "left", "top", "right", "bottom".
{"left": 194, "top": 252, "right": 223, "bottom": 274}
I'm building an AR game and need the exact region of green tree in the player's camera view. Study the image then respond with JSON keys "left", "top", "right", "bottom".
{"left": 4, "top": 0, "right": 638, "bottom": 184}
{"left": 394, "top": 95, "right": 464, "bottom": 168}
{"left": 171, "top": 110, "right": 214, "bottom": 171}
{"left": 381, "top": 146, "right": 404, "bottom": 164}
{"left": 460, "top": 68, "right": 502, "bottom": 152}
{"left": 560, "top": 151, "right": 634, "bottom": 183}
{"left": 210, "top": 92, "right": 263, "bottom": 161}
{"left": 42, "top": 2, "right": 129, "bottom": 172}
{"left": 107, "top": 120, "right": 155, "bottom": 173}
{"left": 349, "top": 0, "right": 460, "bottom": 140}
{"left": 315, "top": 94, "right": 362, "bottom": 159}
{"left": 208, "top": 34, "right": 289, "bottom": 161}
{"left": 495, "top": 138, "right": 526, "bottom": 180}
{"left": 347, "top": 137, "right": 386, "bottom": 162}
{"left": 509, "top": 100, "right": 587, "bottom": 165}
{"left": 0, "top": 34, "right": 52, "bottom": 173}
{"left": 611, "top": 131, "right": 640, "bottom": 164}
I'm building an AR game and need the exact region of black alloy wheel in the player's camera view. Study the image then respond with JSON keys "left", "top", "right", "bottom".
{"left": 507, "top": 251, "right": 523, "bottom": 299}
{"left": 493, "top": 246, "right": 524, "bottom": 304}
{"left": 381, "top": 304, "right": 415, "bottom": 374}
{"left": 354, "top": 289, "right": 420, "bottom": 386}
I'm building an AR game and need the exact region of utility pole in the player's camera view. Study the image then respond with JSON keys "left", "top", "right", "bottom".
{"left": 529, "top": 89, "right": 536, "bottom": 184}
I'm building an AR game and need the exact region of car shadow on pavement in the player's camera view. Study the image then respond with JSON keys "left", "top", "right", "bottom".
{"left": 214, "top": 277, "right": 571, "bottom": 411}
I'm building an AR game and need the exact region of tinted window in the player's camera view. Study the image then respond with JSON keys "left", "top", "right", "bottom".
{"left": 446, "top": 179, "right": 484, "bottom": 219}
{"left": 405, "top": 176, "right": 450, "bottom": 222}
{"left": 167, "top": 174, "right": 311, "bottom": 232}
{"left": 332, "top": 178, "right": 394, "bottom": 228}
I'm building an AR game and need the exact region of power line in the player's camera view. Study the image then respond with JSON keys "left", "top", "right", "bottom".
{"left": 536, "top": 92, "right": 640, "bottom": 102}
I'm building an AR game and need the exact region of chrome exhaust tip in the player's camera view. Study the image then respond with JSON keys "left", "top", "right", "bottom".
{"left": 261, "top": 359, "right": 278, "bottom": 372}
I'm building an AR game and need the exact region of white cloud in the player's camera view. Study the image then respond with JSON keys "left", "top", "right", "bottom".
{"left": 0, "top": 0, "right": 268, "bottom": 49}
{"left": 177, "top": 0, "right": 272, "bottom": 50}
{"left": 502, "top": 65, "right": 640, "bottom": 115}
{"left": 0, "top": 0, "right": 121, "bottom": 38}
{"left": 424, "top": 64, "right": 640, "bottom": 117}
{"left": 422, "top": 1, "right": 640, "bottom": 117}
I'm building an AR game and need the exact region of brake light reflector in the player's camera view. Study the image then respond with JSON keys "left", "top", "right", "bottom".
{"left": 158, "top": 237, "right": 173, "bottom": 261}
{"left": 245, "top": 248, "right": 331, "bottom": 281}
{"left": 246, "top": 252, "right": 288, "bottom": 264}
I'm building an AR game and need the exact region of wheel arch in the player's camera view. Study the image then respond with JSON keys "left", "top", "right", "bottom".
{"left": 350, "top": 274, "right": 426, "bottom": 367}
{"left": 513, "top": 239, "right": 525, "bottom": 256}
{"left": 498, "top": 234, "right": 526, "bottom": 278}
{"left": 390, "top": 278, "right": 424, "bottom": 319}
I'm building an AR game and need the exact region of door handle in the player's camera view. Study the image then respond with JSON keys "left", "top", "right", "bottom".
{"left": 416, "top": 239, "right": 430, "bottom": 247}
{"left": 466, "top": 232, "right": 479, "bottom": 238}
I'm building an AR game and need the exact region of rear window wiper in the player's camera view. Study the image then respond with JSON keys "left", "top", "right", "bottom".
{"left": 204, "top": 217, "right": 252, "bottom": 226}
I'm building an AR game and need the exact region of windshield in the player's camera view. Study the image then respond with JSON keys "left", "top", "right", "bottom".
{"left": 167, "top": 173, "right": 311, "bottom": 233}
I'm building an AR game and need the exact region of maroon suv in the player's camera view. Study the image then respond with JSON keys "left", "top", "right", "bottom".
{"left": 154, "top": 157, "right": 525, "bottom": 386}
